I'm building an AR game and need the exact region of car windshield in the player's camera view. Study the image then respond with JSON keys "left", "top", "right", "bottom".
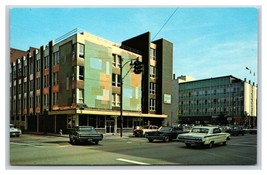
{"left": 191, "top": 128, "right": 209, "bottom": 133}
{"left": 159, "top": 127, "right": 172, "bottom": 132}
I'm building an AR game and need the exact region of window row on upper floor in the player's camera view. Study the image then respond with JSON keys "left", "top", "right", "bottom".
{"left": 179, "top": 86, "right": 244, "bottom": 97}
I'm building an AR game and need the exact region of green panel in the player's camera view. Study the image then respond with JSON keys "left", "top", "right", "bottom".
{"left": 83, "top": 40, "right": 142, "bottom": 112}
{"left": 91, "top": 87, "right": 103, "bottom": 96}
{"left": 121, "top": 55, "right": 142, "bottom": 111}
{"left": 84, "top": 41, "right": 112, "bottom": 109}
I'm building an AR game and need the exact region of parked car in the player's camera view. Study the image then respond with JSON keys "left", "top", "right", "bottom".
{"left": 145, "top": 126, "right": 189, "bottom": 142}
{"left": 244, "top": 128, "right": 257, "bottom": 134}
{"left": 225, "top": 127, "right": 246, "bottom": 136}
{"left": 10, "top": 124, "right": 22, "bottom": 137}
{"left": 177, "top": 126, "right": 230, "bottom": 148}
{"left": 133, "top": 125, "right": 159, "bottom": 137}
{"left": 69, "top": 126, "right": 103, "bottom": 145}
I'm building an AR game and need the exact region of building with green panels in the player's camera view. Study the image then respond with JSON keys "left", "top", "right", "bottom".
{"left": 10, "top": 29, "right": 173, "bottom": 134}
{"left": 178, "top": 75, "right": 257, "bottom": 126}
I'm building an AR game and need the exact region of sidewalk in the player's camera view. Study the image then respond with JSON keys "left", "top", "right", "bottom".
{"left": 103, "top": 133, "right": 133, "bottom": 139}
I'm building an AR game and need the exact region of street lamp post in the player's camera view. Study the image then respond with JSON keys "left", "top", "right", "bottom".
{"left": 119, "top": 57, "right": 123, "bottom": 137}
{"left": 245, "top": 67, "right": 257, "bottom": 128}
{"left": 119, "top": 57, "right": 142, "bottom": 137}
{"left": 246, "top": 67, "right": 256, "bottom": 84}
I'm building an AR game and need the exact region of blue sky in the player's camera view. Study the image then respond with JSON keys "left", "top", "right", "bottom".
{"left": 10, "top": 7, "right": 258, "bottom": 83}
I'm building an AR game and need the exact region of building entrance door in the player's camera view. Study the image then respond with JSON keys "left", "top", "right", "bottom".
{"left": 106, "top": 120, "right": 114, "bottom": 133}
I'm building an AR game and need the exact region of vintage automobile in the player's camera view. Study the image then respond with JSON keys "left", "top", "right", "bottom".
{"left": 177, "top": 126, "right": 230, "bottom": 148}
{"left": 244, "top": 128, "right": 257, "bottom": 134}
{"left": 133, "top": 125, "right": 159, "bottom": 137}
{"left": 145, "top": 126, "right": 189, "bottom": 142}
{"left": 225, "top": 127, "right": 246, "bottom": 136}
{"left": 10, "top": 124, "right": 22, "bottom": 137}
{"left": 69, "top": 126, "right": 103, "bottom": 145}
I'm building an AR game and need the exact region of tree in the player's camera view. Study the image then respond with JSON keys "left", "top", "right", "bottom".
{"left": 241, "top": 111, "right": 249, "bottom": 127}
{"left": 176, "top": 111, "right": 182, "bottom": 125}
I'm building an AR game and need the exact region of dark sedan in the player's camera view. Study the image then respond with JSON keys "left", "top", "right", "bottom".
{"left": 145, "top": 126, "right": 189, "bottom": 142}
{"left": 225, "top": 127, "right": 246, "bottom": 136}
{"left": 69, "top": 126, "right": 103, "bottom": 145}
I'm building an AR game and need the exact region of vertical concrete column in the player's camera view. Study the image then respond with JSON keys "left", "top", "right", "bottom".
{"left": 54, "top": 115, "right": 57, "bottom": 133}
{"left": 24, "top": 115, "right": 28, "bottom": 130}
{"left": 114, "top": 116, "right": 118, "bottom": 134}
{"left": 37, "top": 114, "right": 39, "bottom": 133}
{"left": 74, "top": 114, "right": 79, "bottom": 126}
{"left": 48, "top": 40, "right": 54, "bottom": 111}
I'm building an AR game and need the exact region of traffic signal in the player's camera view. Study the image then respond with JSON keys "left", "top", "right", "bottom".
{"left": 133, "top": 58, "right": 143, "bottom": 74}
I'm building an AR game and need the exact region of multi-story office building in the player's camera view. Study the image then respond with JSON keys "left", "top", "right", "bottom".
{"left": 177, "top": 75, "right": 257, "bottom": 127}
{"left": 122, "top": 32, "right": 174, "bottom": 126}
{"left": 10, "top": 29, "right": 173, "bottom": 134}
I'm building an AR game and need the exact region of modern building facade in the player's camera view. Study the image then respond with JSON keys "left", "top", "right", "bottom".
{"left": 122, "top": 32, "right": 174, "bottom": 126}
{"left": 10, "top": 29, "right": 173, "bottom": 134}
{"left": 177, "top": 75, "right": 257, "bottom": 127}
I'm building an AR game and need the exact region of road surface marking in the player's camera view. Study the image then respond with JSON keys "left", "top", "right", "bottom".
{"left": 10, "top": 142, "right": 29, "bottom": 146}
{"left": 58, "top": 145, "right": 71, "bottom": 148}
{"left": 116, "top": 158, "right": 150, "bottom": 165}
{"left": 230, "top": 143, "right": 257, "bottom": 147}
{"left": 10, "top": 142, "right": 44, "bottom": 148}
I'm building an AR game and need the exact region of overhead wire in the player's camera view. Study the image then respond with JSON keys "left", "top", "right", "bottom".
{"left": 152, "top": 8, "right": 179, "bottom": 41}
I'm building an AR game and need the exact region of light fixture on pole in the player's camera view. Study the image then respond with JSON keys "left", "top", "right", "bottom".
{"left": 119, "top": 57, "right": 143, "bottom": 137}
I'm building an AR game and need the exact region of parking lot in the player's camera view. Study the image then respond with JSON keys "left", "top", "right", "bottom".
{"left": 9, "top": 133, "right": 258, "bottom": 166}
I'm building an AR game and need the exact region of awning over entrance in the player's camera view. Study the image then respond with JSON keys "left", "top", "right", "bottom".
{"left": 48, "top": 109, "right": 168, "bottom": 118}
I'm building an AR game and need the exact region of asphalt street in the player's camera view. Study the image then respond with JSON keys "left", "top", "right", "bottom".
{"left": 9, "top": 133, "right": 258, "bottom": 166}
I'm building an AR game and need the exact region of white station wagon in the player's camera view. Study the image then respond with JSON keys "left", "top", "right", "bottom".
{"left": 177, "top": 126, "right": 230, "bottom": 148}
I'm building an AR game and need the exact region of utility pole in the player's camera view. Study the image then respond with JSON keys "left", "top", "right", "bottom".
{"left": 119, "top": 57, "right": 142, "bottom": 137}
{"left": 120, "top": 57, "right": 123, "bottom": 137}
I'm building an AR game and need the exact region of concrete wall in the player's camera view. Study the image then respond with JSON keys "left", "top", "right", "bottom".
{"left": 153, "top": 39, "right": 173, "bottom": 126}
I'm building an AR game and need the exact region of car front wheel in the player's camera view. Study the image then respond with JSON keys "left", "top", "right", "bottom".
{"left": 223, "top": 140, "right": 227, "bottom": 145}
{"left": 148, "top": 139, "right": 154, "bottom": 142}
{"left": 70, "top": 136, "right": 77, "bottom": 145}
{"left": 185, "top": 143, "right": 191, "bottom": 147}
{"left": 164, "top": 136, "right": 170, "bottom": 142}
{"left": 208, "top": 142, "right": 214, "bottom": 148}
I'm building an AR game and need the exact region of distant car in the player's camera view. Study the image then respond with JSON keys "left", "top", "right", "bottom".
{"left": 133, "top": 125, "right": 159, "bottom": 137}
{"left": 225, "top": 127, "right": 246, "bottom": 136}
{"left": 244, "top": 128, "right": 257, "bottom": 135}
{"left": 10, "top": 124, "right": 22, "bottom": 137}
{"left": 145, "top": 126, "right": 189, "bottom": 142}
{"left": 177, "top": 126, "right": 230, "bottom": 148}
{"left": 69, "top": 126, "right": 103, "bottom": 145}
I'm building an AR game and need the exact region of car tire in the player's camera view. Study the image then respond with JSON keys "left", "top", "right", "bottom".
{"left": 208, "top": 142, "right": 214, "bottom": 148}
{"left": 95, "top": 141, "right": 99, "bottom": 145}
{"left": 148, "top": 139, "right": 154, "bottom": 142}
{"left": 223, "top": 140, "right": 227, "bottom": 145}
{"left": 70, "top": 137, "right": 76, "bottom": 145}
{"left": 185, "top": 143, "right": 191, "bottom": 147}
{"left": 164, "top": 136, "right": 170, "bottom": 142}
